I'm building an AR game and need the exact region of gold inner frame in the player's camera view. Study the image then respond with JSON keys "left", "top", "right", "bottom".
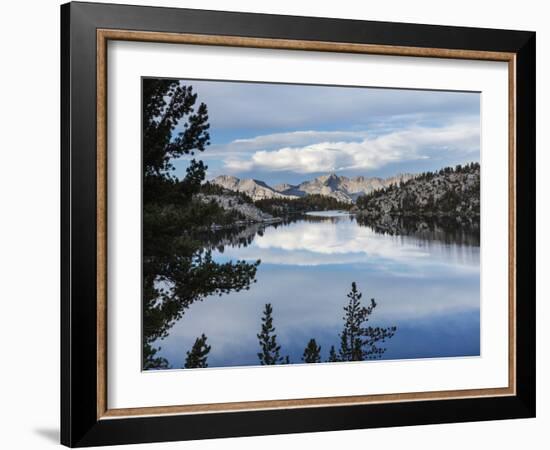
{"left": 96, "top": 29, "right": 517, "bottom": 420}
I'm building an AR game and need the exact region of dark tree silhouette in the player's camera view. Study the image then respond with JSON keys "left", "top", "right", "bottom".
{"left": 302, "top": 339, "right": 322, "bottom": 363}
{"left": 327, "top": 345, "right": 338, "bottom": 363}
{"left": 142, "top": 79, "right": 259, "bottom": 369}
{"left": 257, "top": 303, "right": 287, "bottom": 365}
{"left": 338, "top": 282, "right": 396, "bottom": 361}
{"left": 143, "top": 79, "right": 210, "bottom": 179}
{"left": 184, "top": 334, "right": 211, "bottom": 369}
{"left": 355, "top": 214, "right": 480, "bottom": 247}
{"left": 250, "top": 284, "right": 395, "bottom": 367}
{"left": 255, "top": 194, "right": 351, "bottom": 217}
{"left": 143, "top": 345, "right": 170, "bottom": 370}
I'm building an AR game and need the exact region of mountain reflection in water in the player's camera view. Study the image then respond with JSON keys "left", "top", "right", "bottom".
{"left": 156, "top": 212, "right": 480, "bottom": 368}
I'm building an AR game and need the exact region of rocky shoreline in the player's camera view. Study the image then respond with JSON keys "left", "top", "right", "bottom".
{"left": 196, "top": 193, "right": 283, "bottom": 229}
{"left": 208, "top": 217, "right": 282, "bottom": 231}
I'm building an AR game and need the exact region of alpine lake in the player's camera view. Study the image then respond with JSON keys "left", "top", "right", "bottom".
{"left": 154, "top": 211, "right": 480, "bottom": 368}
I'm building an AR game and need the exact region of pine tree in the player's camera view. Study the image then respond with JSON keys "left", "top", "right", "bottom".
{"left": 184, "top": 334, "right": 211, "bottom": 368}
{"left": 141, "top": 79, "right": 259, "bottom": 370}
{"left": 327, "top": 345, "right": 339, "bottom": 362}
{"left": 143, "top": 345, "right": 170, "bottom": 370}
{"left": 302, "top": 339, "right": 321, "bottom": 363}
{"left": 338, "top": 282, "right": 397, "bottom": 361}
{"left": 257, "top": 303, "right": 285, "bottom": 365}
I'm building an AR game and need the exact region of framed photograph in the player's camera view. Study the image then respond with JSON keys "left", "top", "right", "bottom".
{"left": 61, "top": 2, "right": 535, "bottom": 447}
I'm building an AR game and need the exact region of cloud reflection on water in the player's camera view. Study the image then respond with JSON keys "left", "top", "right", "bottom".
{"left": 214, "top": 217, "right": 479, "bottom": 273}
{"left": 157, "top": 214, "right": 480, "bottom": 368}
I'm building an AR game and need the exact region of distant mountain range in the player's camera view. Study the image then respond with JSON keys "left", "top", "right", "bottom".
{"left": 211, "top": 173, "right": 414, "bottom": 203}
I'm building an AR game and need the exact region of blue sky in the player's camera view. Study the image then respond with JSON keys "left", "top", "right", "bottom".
{"left": 171, "top": 79, "right": 480, "bottom": 185}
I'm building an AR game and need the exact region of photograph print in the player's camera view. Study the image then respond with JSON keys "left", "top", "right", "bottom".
{"left": 142, "top": 78, "right": 481, "bottom": 371}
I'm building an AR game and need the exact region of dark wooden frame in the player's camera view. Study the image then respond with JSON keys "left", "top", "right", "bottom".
{"left": 61, "top": 1, "right": 536, "bottom": 447}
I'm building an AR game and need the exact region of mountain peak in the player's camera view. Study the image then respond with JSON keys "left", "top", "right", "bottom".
{"left": 211, "top": 172, "right": 416, "bottom": 204}
{"left": 323, "top": 173, "right": 342, "bottom": 189}
{"left": 211, "top": 176, "right": 298, "bottom": 201}
{"left": 213, "top": 174, "right": 240, "bottom": 183}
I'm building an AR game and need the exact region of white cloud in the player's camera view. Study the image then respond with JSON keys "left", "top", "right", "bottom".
{"left": 231, "top": 130, "right": 369, "bottom": 149}
{"left": 191, "top": 130, "right": 369, "bottom": 160}
{"left": 223, "top": 121, "right": 479, "bottom": 174}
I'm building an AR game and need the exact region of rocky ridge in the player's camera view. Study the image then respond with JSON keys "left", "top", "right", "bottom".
{"left": 212, "top": 173, "right": 414, "bottom": 203}
{"left": 211, "top": 175, "right": 298, "bottom": 201}
{"left": 196, "top": 193, "right": 281, "bottom": 225}
{"left": 356, "top": 163, "right": 480, "bottom": 217}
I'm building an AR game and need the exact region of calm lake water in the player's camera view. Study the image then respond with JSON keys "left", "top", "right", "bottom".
{"left": 156, "top": 211, "right": 480, "bottom": 368}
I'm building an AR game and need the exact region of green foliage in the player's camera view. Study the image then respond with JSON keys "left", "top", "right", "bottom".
{"left": 257, "top": 303, "right": 287, "bottom": 365}
{"left": 338, "top": 282, "right": 397, "bottom": 361}
{"left": 255, "top": 194, "right": 351, "bottom": 216}
{"left": 184, "top": 334, "right": 211, "bottom": 369}
{"left": 142, "top": 79, "right": 259, "bottom": 369}
{"left": 302, "top": 339, "right": 321, "bottom": 363}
